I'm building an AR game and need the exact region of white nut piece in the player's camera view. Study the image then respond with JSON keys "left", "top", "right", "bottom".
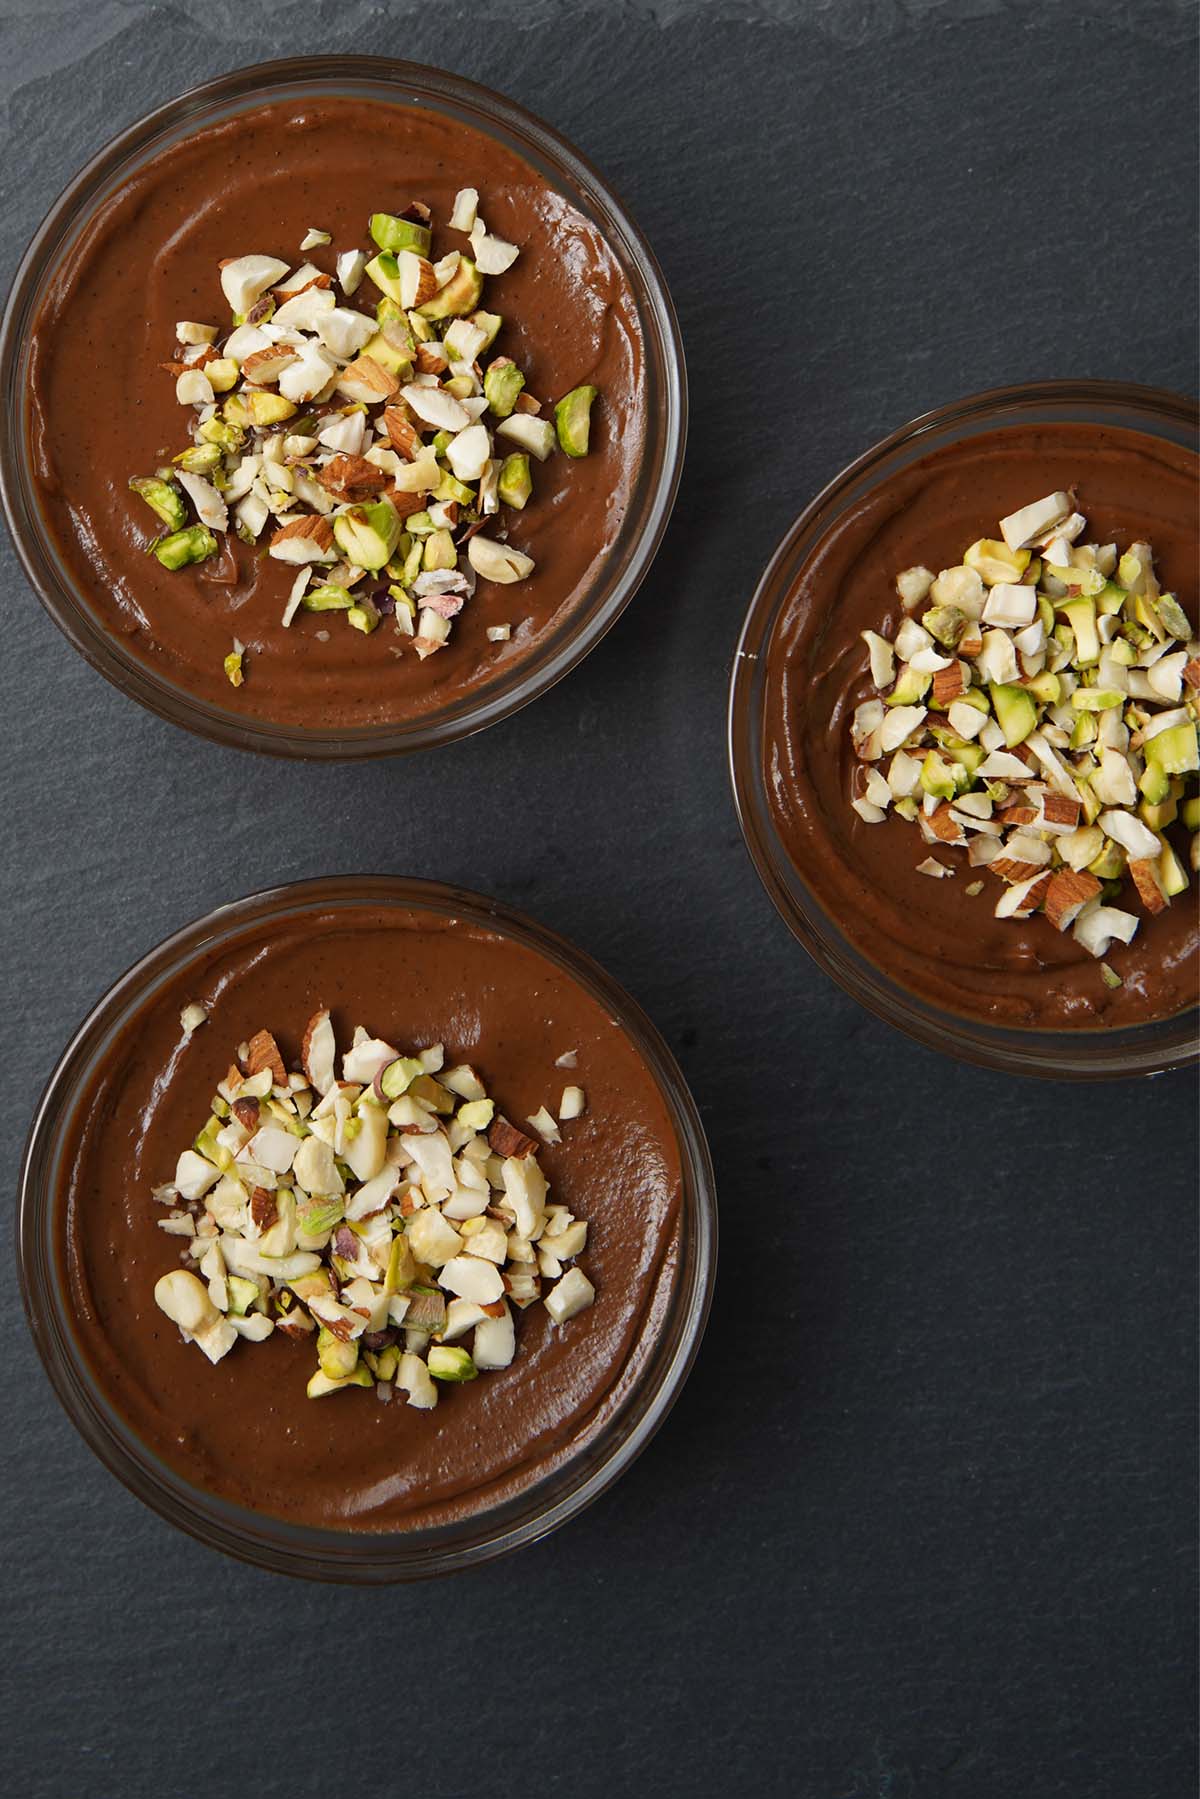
{"left": 438, "top": 1255, "right": 505, "bottom": 1305}
{"left": 544, "top": 1266, "right": 596, "bottom": 1325}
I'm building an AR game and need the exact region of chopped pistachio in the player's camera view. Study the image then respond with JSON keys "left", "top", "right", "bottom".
{"left": 554, "top": 384, "right": 598, "bottom": 457}
{"left": 130, "top": 476, "right": 187, "bottom": 531}
{"left": 154, "top": 525, "right": 218, "bottom": 570}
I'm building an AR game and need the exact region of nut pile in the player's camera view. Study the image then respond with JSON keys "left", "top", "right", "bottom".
{"left": 130, "top": 194, "right": 601, "bottom": 684}
{"left": 850, "top": 490, "right": 1199, "bottom": 976}
{"left": 153, "top": 1007, "right": 594, "bottom": 1408}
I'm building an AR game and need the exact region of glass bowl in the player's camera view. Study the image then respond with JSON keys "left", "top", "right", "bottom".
{"left": 17, "top": 876, "right": 716, "bottom": 1580}
{"left": 0, "top": 58, "right": 686, "bottom": 759}
{"left": 729, "top": 380, "right": 1199, "bottom": 1079}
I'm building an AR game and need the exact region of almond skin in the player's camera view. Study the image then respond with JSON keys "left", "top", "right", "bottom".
{"left": 244, "top": 1029, "right": 287, "bottom": 1086}
{"left": 488, "top": 1117, "right": 538, "bottom": 1159}
{"left": 317, "top": 454, "right": 387, "bottom": 502}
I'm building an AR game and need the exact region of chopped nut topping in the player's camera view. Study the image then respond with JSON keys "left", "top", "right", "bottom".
{"left": 129, "top": 195, "right": 604, "bottom": 681}
{"left": 151, "top": 1018, "right": 594, "bottom": 1399}
{"left": 844, "top": 498, "right": 1198, "bottom": 981}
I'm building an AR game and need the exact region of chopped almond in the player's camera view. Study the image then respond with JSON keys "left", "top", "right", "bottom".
{"left": 932, "top": 663, "right": 966, "bottom": 706}
{"left": 250, "top": 1186, "right": 279, "bottom": 1233}
{"left": 231, "top": 1097, "right": 261, "bottom": 1132}
{"left": 415, "top": 342, "right": 449, "bottom": 376}
{"left": 1040, "top": 793, "right": 1081, "bottom": 829}
{"left": 244, "top": 1029, "right": 287, "bottom": 1086}
{"left": 268, "top": 514, "right": 335, "bottom": 563}
{"left": 990, "top": 856, "right": 1046, "bottom": 884}
{"left": 927, "top": 804, "right": 965, "bottom": 843}
{"left": 1184, "top": 656, "right": 1200, "bottom": 690}
{"left": 276, "top": 271, "right": 333, "bottom": 299}
{"left": 1043, "top": 868, "right": 1101, "bottom": 930}
{"left": 959, "top": 629, "right": 984, "bottom": 658}
{"left": 1129, "top": 857, "right": 1168, "bottom": 914}
{"left": 387, "top": 485, "right": 431, "bottom": 520}
{"left": 317, "top": 454, "right": 387, "bottom": 502}
{"left": 335, "top": 355, "right": 399, "bottom": 403}
{"left": 513, "top": 392, "right": 542, "bottom": 415}
{"left": 999, "top": 803, "right": 1038, "bottom": 829}
{"left": 383, "top": 403, "right": 423, "bottom": 460}
{"left": 488, "top": 1116, "right": 538, "bottom": 1159}
{"left": 241, "top": 345, "right": 298, "bottom": 384}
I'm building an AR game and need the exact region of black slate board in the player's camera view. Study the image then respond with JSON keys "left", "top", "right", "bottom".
{"left": 0, "top": 4, "right": 1195, "bottom": 1795}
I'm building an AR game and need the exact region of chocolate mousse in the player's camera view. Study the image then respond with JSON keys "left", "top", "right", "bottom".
{"left": 58, "top": 901, "right": 683, "bottom": 1530}
{"left": 27, "top": 96, "right": 645, "bottom": 728}
{"left": 763, "top": 423, "right": 1199, "bottom": 1029}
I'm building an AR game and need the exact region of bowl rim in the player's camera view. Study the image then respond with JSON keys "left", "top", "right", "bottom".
{"left": 0, "top": 55, "right": 687, "bottom": 760}
{"left": 17, "top": 874, "right": 717, "bottom": 1581}
{"left": 728, "top": 377, "right": 1200, "bottom": 1080}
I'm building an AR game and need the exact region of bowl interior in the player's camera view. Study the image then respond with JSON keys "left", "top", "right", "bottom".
{"left": 729, "top": 381, "right": 1200, "bottom": 1079}
{"left": 0, "top": 58, "right": 686, "bottom": 758}
{"left": 18, "top": 876, "right": 715, "bottom": 1579}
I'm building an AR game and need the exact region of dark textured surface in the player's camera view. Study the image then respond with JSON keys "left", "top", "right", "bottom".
{"left": 1, "top": 3, "right": 1196, "bottom": 1795}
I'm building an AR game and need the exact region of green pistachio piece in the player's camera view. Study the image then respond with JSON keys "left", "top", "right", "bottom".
{"left": 1158, "top": 837, "right": 1189, "bottom": 897}
{"left": 332, "top": 499, "right": 402, "bottom": 571}
{"left": 1139, "top": 794, "right": 1178, "bottom": 831}
{"left": 1069, "top": 711, "right": 1098, "bottom": 751}
{"left": 469, "top": 309, "right": 503, "bottom": 351}
{"left": 365, "top": 252, "right": 404, "bottom": 304}
{"left": 172, "top": 445, "right": 223, "bottom": 477}
{"left": 497, "top": 453, "right": 532, "bottom": 510}
{"left": 226, "top": 1276, "right": 259, "bottom": 1317}
{"left": 1069, "top": 688, "right": 1126, "bottom": 712}
{"left": 922, "top": 605, "right": 967, "bottom": 648}
{"left": 130, "top": 476, "right": 187, "bottom": 531}
{"left": 223, "top": 647, "right": 245, "bottom": 688}
{"left": 1100, "top": 962, "right": 1123, "bottom": 990}
{"left": 989, "top": 683, "right": 1038, "bottom": 747}
{"left": 1181, "top": 797, "right": 1200, "bottom": 831}
{"left": 347, "top": 599, "right": 380, "bottom": 635}
{"left": 361, "top": 328, "right": 412, "bottom": 378}
{"left": 1061, "top": 597, "right": 1100, "bottom": 663}
{"left": 154, "top": 525, "right": 218, "bottom": 571}
{"left": 317, "top": 1328, "right": 360, "bottom": 1381}
{"left": 297, "top": 1196, "right": 344, "bottom": 1236}
{"left": 302, "top": 583, "right": 354, "bottom": 612}
{"left": 198, "top": 416, "right": 244, "bottom": 452}
{"left": 483, "top": 357, "right": 525, "bottom": 419}
{"left": 1025, "top": 672, "right": 1061, "bottom": 705}
{"left": 417, "top": 258, "right": 483, "bottom": 320}
{"left": 433, "top": 473, "right": 475, "bottom": 506}
{"left": 919, "top": 751, "right": 957, "bottom": 800}
{"left": 886, "top": 667, "right": 932, "bottom": 707}
{"left": 1088, "top": 840, "right": 1126, "bottom": 880}
{"left": 1144, "top": 722, "right": 1199, "bottom": 776}
{"left": 307, "top": 1365, "right": 373, "bottom": 1398}
{"left": 423, "top": 528, "right": 457, "bottom": 572}
{"left": 1156, "top": 593, "right": 1192, "bottom": 640}
{"left": 369, "top": 212, "right": 432, "bottom": 257}
{"left": 554, "top": 384, "right": 598, "bottom": 457}
{"left": 428, "top": 1345, "right": 478, "bottom": 1382}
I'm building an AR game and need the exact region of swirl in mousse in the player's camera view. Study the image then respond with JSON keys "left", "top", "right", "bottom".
{"left": 763, "top": 423, "right": 1199, "bottom": 1029}
{"left": 58, "top": 902, "right": 684, "bottom": 1531}
{"left": 27, "top": 96, "right": 644, "bottom": 728}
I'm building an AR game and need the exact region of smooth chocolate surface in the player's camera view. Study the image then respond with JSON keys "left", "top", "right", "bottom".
{"left": 59, "top": 903, "right": 682, "bottom": 1530}
{"left": 28, "top": 97, "right": 645, "bottom": 727}
{"left": 763, "top": 423, "right": 1199, "bottom": 1029}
